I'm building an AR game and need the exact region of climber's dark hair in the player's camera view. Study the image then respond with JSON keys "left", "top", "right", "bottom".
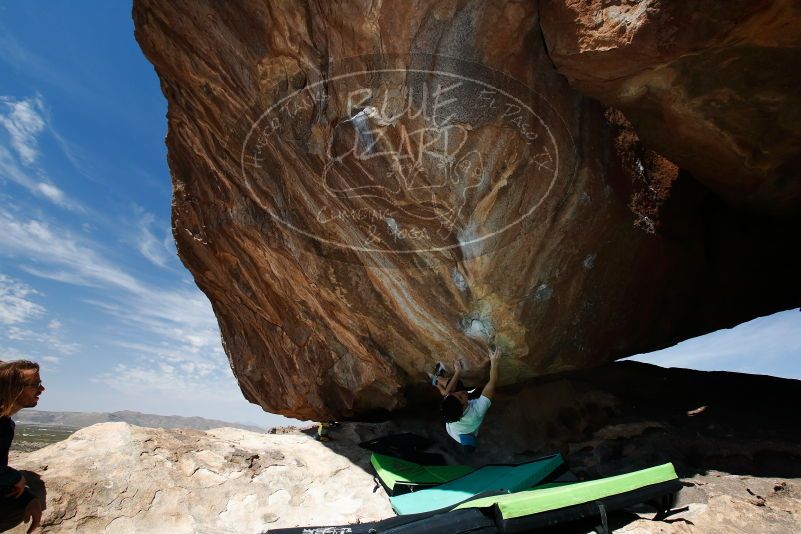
{"left": 441, "top": 394, "right": 464, "bottom": 423}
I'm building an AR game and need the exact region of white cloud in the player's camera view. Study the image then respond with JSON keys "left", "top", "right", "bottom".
{"left": 0, "top": 345, "right": 37, "bottom": 362}
{"left": 0, "top": 209, "right": 144, "bottom": 293}
{"left": 46, "top": 121, "right": 101, "bottom": 184}
{"left": 0, "top": 96, "right": 45, "bottom": 164}
{"left": 93, "top": 362, "right": 233, "bottom": 400}
{"left": 132, "top": 206, "right": 173, "bottom": 268}
{"left": 5, "top": 326, "right": 79, "bottom": 355}
{"left": 0, "top": 145, "right": 61, "bottom": 205}
{"left": 0, "top": 96, "right": 82, "bottom": 211}
{"left": 0, "top": 208, "right": 230, "bottom": 394}
{"left": 70, "top": 289, "right": 230, "bottom": 397}
{"left": 18, "top": 266, "right": 103, "bottom": 287}
{"left": 0, "top": 274, "right": 45, "bottom": 324}
{"left": 0, "top": 273, "right": 78, "bottom": 362}
{"left": 36, "top": 182, "right": 66, "bottom": 204}
{"left": 95, "top": 287, "right": 232, "bottom": 395}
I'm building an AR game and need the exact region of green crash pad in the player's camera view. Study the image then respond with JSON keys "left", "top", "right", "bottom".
{"left": 390, "top": 453, "right": 565, "bottom": 515}
{"left": 371, "top": 453, "right": 474, "bottom": 493}
{"left": 455, "top": 462, "right": 678, "bottom": 519}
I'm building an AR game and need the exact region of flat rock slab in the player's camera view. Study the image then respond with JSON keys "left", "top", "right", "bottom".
{"left": 618, "top": 472, "right": 801, "bottom": 534}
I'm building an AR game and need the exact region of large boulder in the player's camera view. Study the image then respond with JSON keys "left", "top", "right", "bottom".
{"left": 132, "top": 0, "right": 801, "bottom": 420}
{"left": 9, "top": 422, "right": 393, "bottom": 533}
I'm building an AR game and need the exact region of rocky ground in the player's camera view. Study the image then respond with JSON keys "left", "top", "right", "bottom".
{"left": 7, "top": 417, "right": 801, "bottom": 533}
{"left": 617, "top": 472, "right": 801, "bottom": 533}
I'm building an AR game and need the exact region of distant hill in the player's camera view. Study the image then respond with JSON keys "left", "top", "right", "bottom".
{"left": 15, "top": 409, "right": 265, "bottom": 433}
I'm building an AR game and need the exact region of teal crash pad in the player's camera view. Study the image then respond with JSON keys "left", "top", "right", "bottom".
{"left": 389, "top": 453, "right": 564, "bottom": 515}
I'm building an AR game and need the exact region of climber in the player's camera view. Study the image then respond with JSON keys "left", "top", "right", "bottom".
{"left": 440, "top": 346, "right": 500, "bottom": 450}
{"left": 0, "top": 360, "right": 45, "bottom": 533}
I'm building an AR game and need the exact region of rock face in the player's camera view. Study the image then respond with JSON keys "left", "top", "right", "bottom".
{"left": 539, "top": 0, "right": 801, "bottom": 213}
{"left": 383, "top": 362, "right": 801, "bottom": 478}
{"left": 132, "top": 0, "right": 801, "bottom": 420}
{"left": 9, "top": 422, "right": 393, "bottom": 533}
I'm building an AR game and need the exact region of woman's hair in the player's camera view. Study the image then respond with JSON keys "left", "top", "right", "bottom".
{"left": 440, "top": 394, "right": 465, "bottom": 423}
{"left": 0, "top": 360, "right": 39, "bottom": 417}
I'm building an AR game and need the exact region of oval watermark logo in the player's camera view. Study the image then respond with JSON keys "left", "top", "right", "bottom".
{"left": 241, "top": 54, "right": 572, "bottom": 261}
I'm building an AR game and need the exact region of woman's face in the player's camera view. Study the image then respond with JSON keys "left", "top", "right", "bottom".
{"left": 16, "top": 369, "right": 44, "bottom": 408}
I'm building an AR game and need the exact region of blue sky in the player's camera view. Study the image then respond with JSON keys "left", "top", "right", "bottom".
{"left": 629, "top": 309, "right": 801, "bottom": 377}
{"left": 0, "top": 2, "right": 296, "bottom": 427}
{"left": 0, "top": 3, "right": 798, "bottom": 428}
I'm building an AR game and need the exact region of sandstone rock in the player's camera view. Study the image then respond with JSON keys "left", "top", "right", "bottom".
{"left": 617, "top": 473, "right": 801, "bottom": 534}
{"left": 540, "top": 0, "right": 801, "bottom": 213}
{"left": 132, "top": 0, "right": 801, "bottom": 420}
{"left": 8, "top": 422, "right": 393, "bottom": 534}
